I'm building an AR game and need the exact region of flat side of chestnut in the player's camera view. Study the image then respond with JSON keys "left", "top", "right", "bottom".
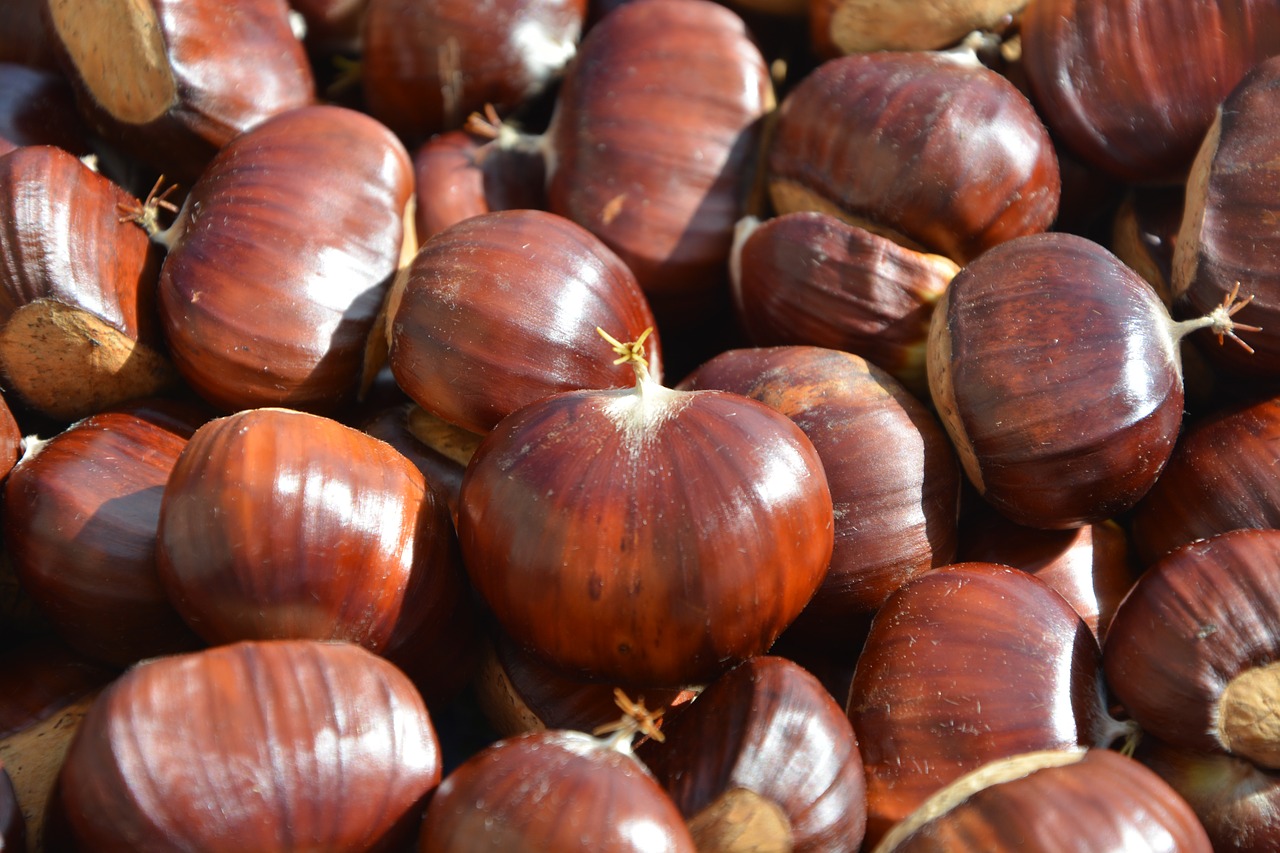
{"left": 816, "top": 0, "right": 1023, "bottom": 54}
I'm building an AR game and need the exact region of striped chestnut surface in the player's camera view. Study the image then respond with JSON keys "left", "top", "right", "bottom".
{"left": 458, "top": 330, "right": 834, "bottom": 687}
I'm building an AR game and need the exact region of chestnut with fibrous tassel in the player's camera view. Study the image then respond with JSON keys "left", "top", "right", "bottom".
{"left": 767, "top": 50, "right": 1059, "bottom": 266}
{"left": 386, "top": 209, "right": 662, "bottom": 435}
{"left": 848, "top": 562, "right": 1129, "bottom": 845}
{"left": 1104, "top": 528, "right": 1280, "bottom": 770}
{"left": 44, "top": 0, "right": 315, "bottom": 182}
{"left": 151, "top": 104, "right": 414, "bottom": 414}
{"left": 157, "top": 407, "right": 478, "bottom": 706}
{"left": 928, "top": 231, "right": 1257, "bottom": 529}
{"left": 419, "top": 691, "right": 696, "bottom": 852}
{"left": 677, "top": 346, "right": 961, "bottom": 651}
{"left": 4, "top": 399, "right": 207, "bottom": 667}
{"left": 872, "top": 748, "right": 1212, "bottom": 852}
{"left": 640, "top": 655, "right": 867, "bottom": 853}
{"left": 55, "top": 640, "right": 441, "bottom": 852}
{"left": 458, "top": 329, "right": 833, "bottom": 687}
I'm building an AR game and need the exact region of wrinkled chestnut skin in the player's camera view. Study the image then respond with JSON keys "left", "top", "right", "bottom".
{"left": 1022, "top": 0, "right": 1280, "bottom": 184}
{"left": 849, "top": 563, "right": 1113, "bottom": 845}
{"left": 767, "top": 52, "right": 1059, "bottom": 266}
{"left": 387, "top": 209, "right": 661, "bottom": 434}
{"left": 679, "top": 346, "right": 960, "bottom": 648}
{"left": 158, "top": 105, "right": 413, "bottom": 414}
{"left": 1130, "top": 393, "right": 1280, "bottom": 565}
{"left": 419, "top": 728, "right": 696, "bottom": 852}
{"left": 4, "top": 400, "right": 207, "bottom": 667}
{"left": 57, "top": 640, "right": 441, "bottom": 853}
{"left": 928, "top": 233, "right": 1184, "bottom": 529}
{"left": 641, "top": 656, "right": 867, "bottom": 852}
{"left": 545, "top": 0, "right": 772, "bottom": 318}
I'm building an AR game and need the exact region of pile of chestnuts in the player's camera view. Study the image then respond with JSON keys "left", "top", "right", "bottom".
{"left": 3, "top": 0, "right": 1280, "bottom": 850}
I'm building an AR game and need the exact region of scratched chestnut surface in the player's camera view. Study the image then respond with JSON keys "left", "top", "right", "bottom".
{"left": 931, "top": 232, "right": 1184, "bottom": 529}
{"left": 4, "top": 401, "right": 206, "bottom": 667}
{"left": 767, "top": 51, "right": 1060, "bottom": 266}
{"left": 849, "top": 563, "right": 1108, "bottom": 845}
{"left": 57, "top": 640, "right": 440, "bottom": 852}
{"left": 1022, "top": 0, "right": 1280, "bottom": 184}
{"left": 679, "top": 345, "right": 960, "bottom": 648}
{"left": 158, "top": 105, "right": 413, "bottom": 414}
{"left": 388, "top": 209, "right": 661, "bottom": 435}
{"left": 642, "top": 655, "right": 867, "bottom": 852}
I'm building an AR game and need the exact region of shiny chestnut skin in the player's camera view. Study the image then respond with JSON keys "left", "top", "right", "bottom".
{"left": 876, "top": 748, "right": 1212, "bottom": 852}
{"left": 157, "top": 407, "right": 477, "bottom": 704}
{"left": 1174, "top": 55, "right": 1280, "bottom": 378}
{"left": 458, "top": 347, "right": 834, "bottom": 687}
{"left": 641, "top": 655, "right": 867, "bottom": 853}
{"left": 767, "top": 51, "right": 1059, "bottom": 266}
{"left": 1104, "top": 528, "right": 1280, "bottom": 770}
{"left": 4, "top": 400, "right": 207, "bottom": 667}
{"left": 56, "top": 640, "right": 441, "bottom": 852}
{"left": 362, "top": 0, "right": 585, "bottom": 142}
{"left": 544, "top": 0, "right": 773, "bottom": 318}
{"left": 679, "top": 346, "right": 960, "bottom": 649}
{"left": 1022, "top": 0, "right": 1280, "bottom": 184}
{"left": 45, "top": 0, "right": 315, "bottom": 182}
{"left": 928, "top": 232, "right": 1188, "bottom": 529}
{"left": 848, "top": 563, "right": 1118, "bottom": 844}
{"left": 1129, "top": 392, "right": 1280, "bottom": 565}
{"left": 387, "top": 209, "right": 661, "bottom": 435}
{"left": 157, "top": 104, "right": 413, "bottom": 414}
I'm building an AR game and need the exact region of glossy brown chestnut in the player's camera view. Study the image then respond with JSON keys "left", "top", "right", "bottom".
{"left": 387, "top": 209, "right": 661, "bottom": 434}
{"left": 419, "top": 700, "right": 696, "bottom": 852}
{"left": 730, "top": 213, "right": 958, "bottom": 396}
{"left": 1021, "top": 0, "right": 1280, "bottom": 184}
{"left": 361, "top": 403, "right": 470, "bottom": 517}
{"left": 678, "top": 346, "right": 960, "bottom": 650}
{"left": 45, "top": 0, "right": 315, "bottom": 181}
{"left": 810, "top": 0, "right": 1022, "bottom": 55}
{"left": 542, "top": 0, "right": 773, "bottom": 318}
{"left": 848, "top": 563, "right": 1122, "bottom": 844}
{"left": 767, "top": 51, "right": 1059, "bottom": 266}
{"left": 1110, "top": 186, "right": 1185, "bottom": 307}
{"left": 458, "top": 334, "right": 834, "bottom": 687}
{"left": 157, "top": 407, "right": 477, "bottom": 704}
{"left": 1129, "top": 393, "right": 1280, "bottom": 566}
{"left": 927, "top": 232, "right": 1248, "bottom": 529}
{"left": 0, "top": 144, "right": 174, "bottom": 420}
{"left": 1104, "top": 528, "right": 1280, "bottom": 769}
{"left": 1174, "top": 55, "right": 1280, "bottom": 377}
{"left": 874, "top": 748, "right": 1211, "bottom": 852}
{"left": 156, "top": 104, "right": 414, "bottom": 414}
{"left": 641, "top": 655, "right": 867, "bottom": 853}
{"left": 4, "top": 400, "right": 207, "bottom": 667}
{"left": 56, "top": 639, "right": 441, "bottom": 852}
{"left": 362, "top": 0, "right": 585, "bottom": 142}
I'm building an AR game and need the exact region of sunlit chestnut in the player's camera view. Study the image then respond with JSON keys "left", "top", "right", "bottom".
{"left": 361, "top": 402, "right": 471, "bottom": 517}
{"left": 810, "top": 0, "right": 1022, "bottom": 56}
{"left": 640, "top": 655, "right": 867, "bottom": 853}
{"left": 419, "top": 693, "right": 695, "bottom": 851}
{"left": 1104, "top": 528, "right": 1280, "bottom": 770}
{"left": 45, "top": 0, "right": 314, "bottom": 181}
{"left": 928, "top": 231, "right": 1254, "bottom": 529}
{"left": 154, "top": 104, "right": 413, "bottom": 414}
{"left": 874, "top": 748, "right": 1211, "bottom": 852}
{"left": 4, "top": 400, "right": 207, "bottom": 667}
{"left": 386, "top": 209, "right": 661, "bottom": 434}
{"left": 767, "top": 50, "right": 1059, "bottom": 266}
{"left": 848, "top": 563, "right": 1125, "bottom": 844}
{"left": 1021, "top": 0, "right": 1280, "bottom": 184}
{"left": 56, "top": 640, "right": 440, "bottom": 852}
{"left": 0, "top": 145, "right": 175, "bottom": 420}
{"left": 459, "top": 331, "right": 833, "bottom": 687}
{"left": 678, "top": 346, "right": 960, "bottom": 650}
{"left": 157, "top": 407, "right": 477, "bottom": 704}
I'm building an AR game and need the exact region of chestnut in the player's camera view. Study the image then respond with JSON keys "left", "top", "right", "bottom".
{"left": 56, "top": 639, "right": 441, "bottom": 852}
{"left": 809, "top": 0, "right": 1023, "bottom": 56}
{"left": 0, "top": 63, "right": 89, "bottom": 157}
{"left": 458, "top": 331, "right": 833, "bottom": 687}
